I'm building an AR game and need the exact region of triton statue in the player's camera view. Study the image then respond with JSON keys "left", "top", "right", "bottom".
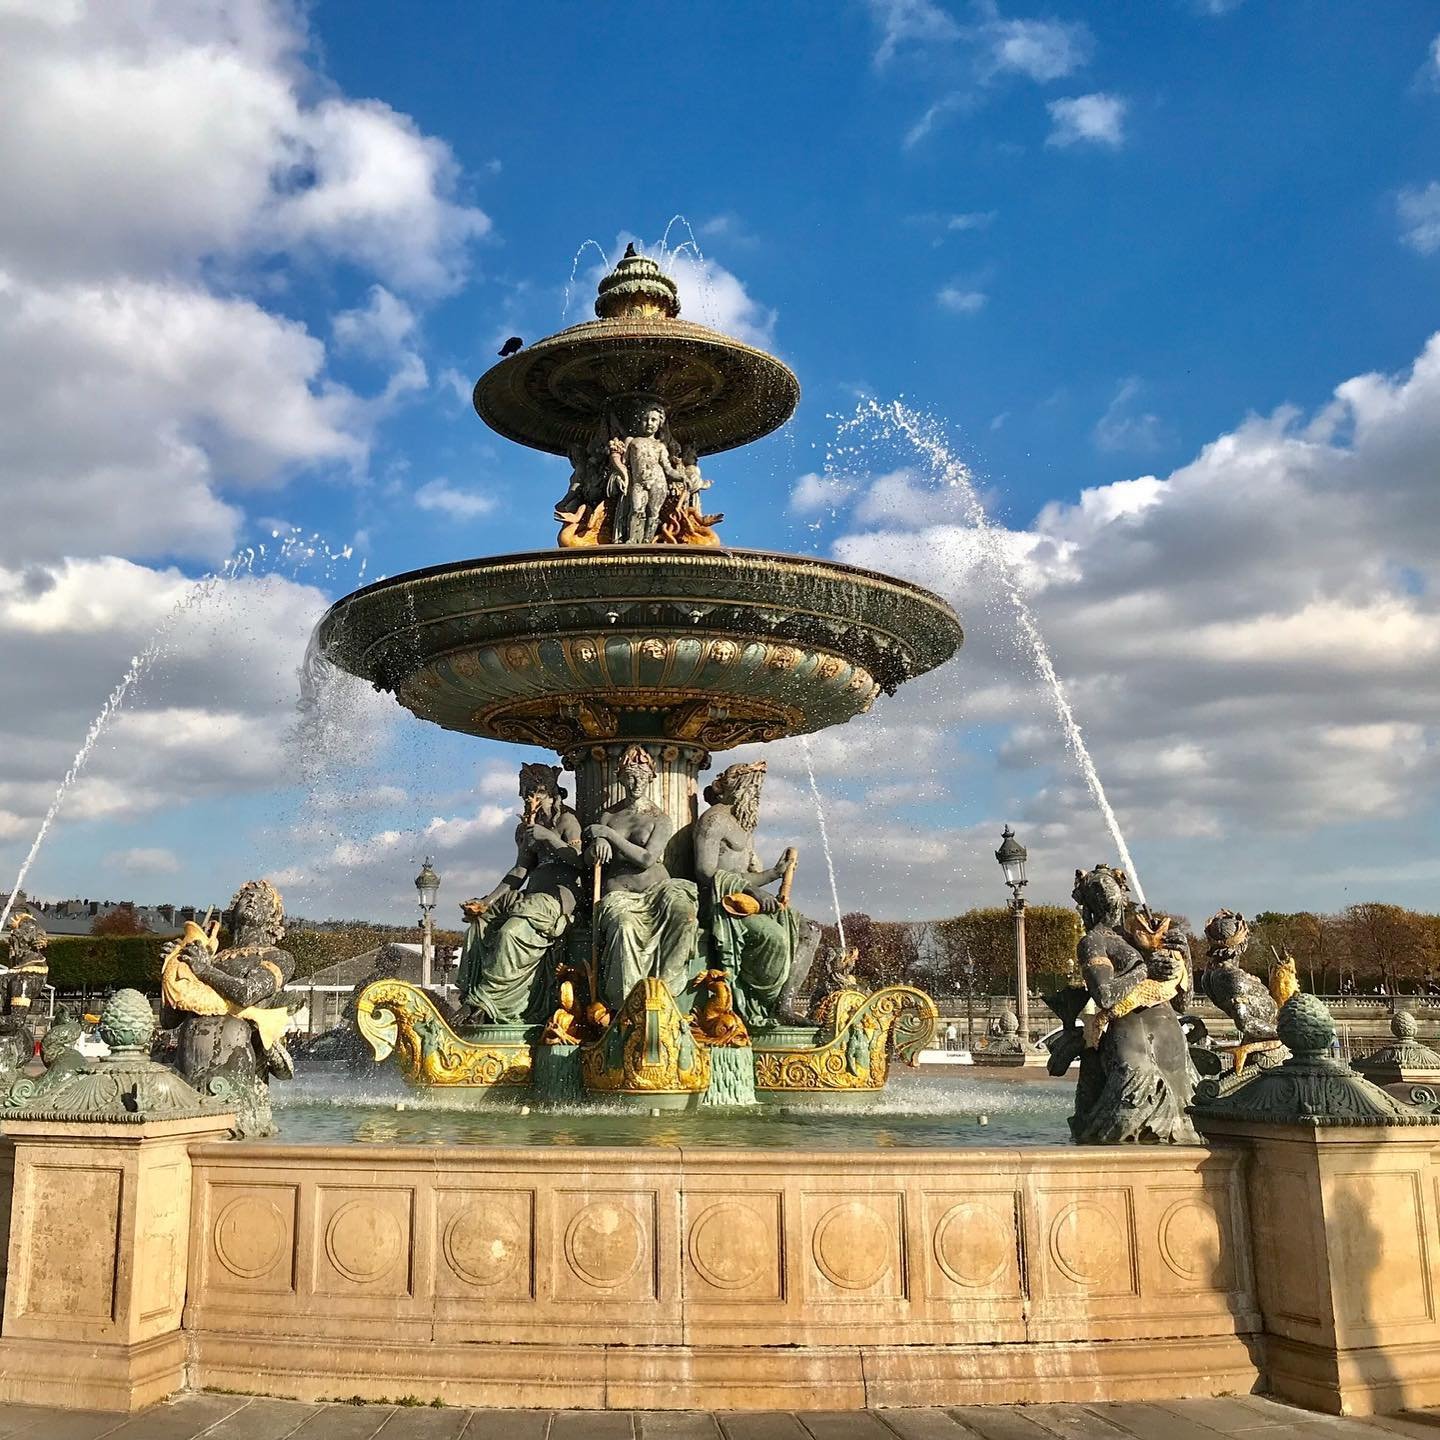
{"left": 693, "top": 759, "right": 821, "bottom": 1027}
{"left": 0, "top": 911, "right": 49, "bottom": 1076}
{"left": 586, "top": 744, "right": 700, "bottom": 1010}
{"left": 160, "top": 879, "right": 295, "bottom": 1137}
{"left": 1048, "top": 864, "right": 1200, "bottom": 1145}
{"left": 457, "top": 763, "right": 583, "bottom": 1025}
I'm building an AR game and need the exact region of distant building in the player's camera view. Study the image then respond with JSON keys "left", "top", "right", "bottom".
{"left": 2, "top": 895, "right": 217, "bottom": 938}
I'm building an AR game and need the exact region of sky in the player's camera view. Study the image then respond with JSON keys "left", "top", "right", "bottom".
{"left": 3, "top": 0, "right": 1440, "bottom": 930}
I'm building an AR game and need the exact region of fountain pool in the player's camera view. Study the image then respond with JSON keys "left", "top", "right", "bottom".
{"left": 270, "top": 1064, "right": 1072, "bottom": 1148}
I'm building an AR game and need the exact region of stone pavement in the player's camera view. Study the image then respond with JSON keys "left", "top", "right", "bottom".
{"left": 1, "top": 1396, "right": 1440, "bottom": 1440}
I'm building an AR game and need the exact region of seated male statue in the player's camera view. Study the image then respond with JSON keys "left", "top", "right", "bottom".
{"left": 693, "top": 760, "right": 822, "bottom": 1027}
{"left": 457, "top": 763, "right": 583, "bottom": 1025}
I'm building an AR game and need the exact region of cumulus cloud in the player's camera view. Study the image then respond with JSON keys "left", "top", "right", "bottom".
{"left": 1046, "top": 93, "right": 1127, "bottom": 148}
{"left": 982, "top": 16, "right": 1091, "bottom": 82}
{"left": 868, "top": 0, "right": 959, "bottom": 68}
{"left": 0, "top": 0, "right": 486, "bottom": 569}
{"left": 413, "top": 479, "right": 496, "bottom": 521}
{"left": 1397, "top": 183, "right": 1440, "bottom": 255}
{"left": 795, "top": 330, "right": 1440, "bottom": 917}
{"left": 106, "top": 847, "right": 181, "bottom": 876}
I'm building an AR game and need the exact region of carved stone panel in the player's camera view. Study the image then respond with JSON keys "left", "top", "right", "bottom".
{"left": 138, "top": 1160, "right": 187, "bottom": 1322}
{"left": 1153, "top": 1189, "right": 1234, "bottom": 1293}
{"left": 1036, "top": 1189, "right": 1138, "bottom": 1299}
{"left": 1253, "top": 1167, "right": 1322, "bottom": 1326}
{"left": 209, "top": 1184, "right": 298, "bottom": 1294}
{"left": 19, "top": 1165, "right": 121, "bottom": 1322}
{"left": 922, "top": 1191, "right": 1022, "bottom": 1300}
{"left": 1332, "top": 1170, "right": 1433, "bottom": 1330}
{"left": 314, "top": 1186, "right": 414, "bottom": 1299}
{"left": 801, "top": 1192, "right": 905, "bottom": 1301}
{"left": 554, "top": 1190, "right": 657, "bottom": 1303}
{"left": 683, "top": 1192, "right": 783, "bottom": 1303}
{"left": 434, "top": 1188, "right": 535, "bottom": 1301}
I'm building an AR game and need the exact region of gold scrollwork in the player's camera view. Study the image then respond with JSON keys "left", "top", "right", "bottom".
{"left": 580, "top": 978, "right": 711, "bottom": 1095}
{"left": 752, "top": 985, "right": 939, "bottom": 1093}
{"left": 355, "top": 979, "right": 532, "bottom": 1088}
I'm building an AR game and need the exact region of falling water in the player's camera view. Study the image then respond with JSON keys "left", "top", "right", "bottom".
{"left": 561, "top": 239, "right": 612, "bottom": 321}
{"left": 799, "top": 736, "right": 847, "bottom": 953}
{"left": 837, "top": 399, "right": 1146, "bottom": 902}
{"left": 0, "top": 532, "right": 363, "bottom": 931}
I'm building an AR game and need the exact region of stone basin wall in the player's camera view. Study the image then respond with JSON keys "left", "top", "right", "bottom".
{"left": 179, "top": 1141, "right": 1260, "bottom": 1410}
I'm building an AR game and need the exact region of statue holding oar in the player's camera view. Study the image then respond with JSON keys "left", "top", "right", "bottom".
{"left": 693, "top": 760, "right": 823, "bottom": 1028}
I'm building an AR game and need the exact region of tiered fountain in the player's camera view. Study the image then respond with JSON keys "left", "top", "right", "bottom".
{"left": 319, "top": 245, "right": 964, "bottom": 1107}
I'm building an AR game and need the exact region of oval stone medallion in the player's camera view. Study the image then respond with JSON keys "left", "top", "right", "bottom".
{"left": 213, "top": 1197, "right": 287, "bottom": 1281}
{"left": 564, "top": 1202, "right": 645, "bottom": 1289}
{"left": 812, "top": 1202, "right": 892, "bottom": 1291}
{"left": 689, "top": 1202, "right": 769, "bottom": 1291}
{"left": 443, "top": 1203, "right": 525, "bottom": 1288}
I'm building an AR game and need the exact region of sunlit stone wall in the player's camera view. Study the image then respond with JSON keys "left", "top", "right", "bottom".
{"left": 182, "top": 1142, "right": 1261, "bottom": 1409}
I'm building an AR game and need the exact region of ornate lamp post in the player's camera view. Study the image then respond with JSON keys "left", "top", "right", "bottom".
{"left": 415, "top": 857, "right": 440, "bottom": 989}
{"left": 995, "top": 825, "right": 1030, "bottom": 1047}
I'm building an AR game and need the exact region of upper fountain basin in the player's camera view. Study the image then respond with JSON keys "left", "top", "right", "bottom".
{"left": 317, "top": 547, "right": 963, "bottom": 754}
{"left": 473, "top": 315, "right": 800, "bottom": 458}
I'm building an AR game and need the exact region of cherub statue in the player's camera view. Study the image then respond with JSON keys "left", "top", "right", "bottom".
{"left": 620, "top": 401, "right": 688, "bottom": 544}
{"left": 1199, "top": 909, "right": 1290, "bottom": 1073}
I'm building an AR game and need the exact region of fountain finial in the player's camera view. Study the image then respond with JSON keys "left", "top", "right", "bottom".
{"left": 595, "top": 243, "right": 680, "bottom": 322}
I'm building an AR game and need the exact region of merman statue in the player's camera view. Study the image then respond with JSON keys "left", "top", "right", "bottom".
{"left": 1051, "top": 864, "right": 1200, "bottom": 1145}
{"left": 585, "top": 744, "right": 700, "bottom": 1010}
{"left": 160, "top": 879, "right": 295, "bottom": 1138}
{"left": 693, "top": 760, "right": 822, "bottom": 1027}
{"left": 457, "top": 763, "right": 583, "bottom": 1025}
{"left": 0, "top": 912, "right": 49, "bottom": 1077}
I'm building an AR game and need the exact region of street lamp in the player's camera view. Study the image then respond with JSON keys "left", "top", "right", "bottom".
{"left": 415, "top": 857, "right": 440, "bottom": 989}
{"left": 994, "top": 826, "right": 1031, "bottom": 1047}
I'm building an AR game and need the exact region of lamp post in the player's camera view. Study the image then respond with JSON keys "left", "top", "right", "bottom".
{"left": 415, "top": 857, "right": 440, "bottom": 990}
{"left": 994, "top": 825, "right": 1030, "bottom": 1048}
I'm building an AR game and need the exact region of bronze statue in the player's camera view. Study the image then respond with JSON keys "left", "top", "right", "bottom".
{"left": 586, "top": 744, "right": 700, "bottom": 1010}
{"left": 1050, "top": 865, "right": 1200, "bottom": 1145}
{"left": 0, "top": 912, "right": 49, "bottom": 1076}
{"left": 1199, "top": 909, "right": 1292, "bottom": 1073}
{"left": 457, "top": 763, "right": 583, "bottom": 1025}
{"left": 160, "top": 879, "right": 295, "bottom": 1138}
{"left": 693, "top": 760, "right": 821, "bottom": 1027}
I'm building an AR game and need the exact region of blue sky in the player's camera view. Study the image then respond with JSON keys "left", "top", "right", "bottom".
{"left": 3, "top": 0, "right": 1440, "bottom": 929}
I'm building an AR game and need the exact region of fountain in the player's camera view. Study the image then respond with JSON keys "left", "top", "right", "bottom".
{"left": 319, "top": 244, "right": 962, "bottom": 1106}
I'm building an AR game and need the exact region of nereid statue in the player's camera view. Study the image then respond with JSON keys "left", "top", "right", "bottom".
{"left": 0, "top": 912, "right": 49, "bottom": 1077}
{"left": 1051, "top": 864, "right": 1200, "bottom": 1145}
{"left": 586, "top": 744, "right": 700, "bottom": 1010}
{"left": 457, "top": 763, "right": 582, "bottom": 1025}
{"left": 693, "top": 760, "right": 821, "bottom": 1027}
{"left": 161, "top": 879, "right": 295, "bottom": 1138}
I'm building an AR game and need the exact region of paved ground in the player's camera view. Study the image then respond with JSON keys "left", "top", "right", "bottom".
{"left": 0, "top": 1395, "right": 1439, "bottom": 1440}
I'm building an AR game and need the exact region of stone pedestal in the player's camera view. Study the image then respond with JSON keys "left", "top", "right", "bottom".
{"left": 0, "top": 1112, "right": 233, "bottom": 1411}
{"left": 1199, "top": 1117, "right": 1440, "bottom": 1415}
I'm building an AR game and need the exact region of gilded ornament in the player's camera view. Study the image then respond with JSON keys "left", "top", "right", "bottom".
{"left": 580, "top": 977, "right": 711, "bottom": 1095}
{"left": 752, "top": 985, "right": 938, "bottom": 1093}
{"left": 356, "top": 979, "right": 533, "bottom": 1088}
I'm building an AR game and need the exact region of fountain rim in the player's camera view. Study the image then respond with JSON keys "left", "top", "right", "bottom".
{"left": 319, "top": 543, "right": 963, "bottom": 630}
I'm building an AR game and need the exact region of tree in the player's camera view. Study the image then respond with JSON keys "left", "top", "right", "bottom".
{"left": 91, "top": 904, "right": 148, "bottom": 937}
{"left": 1340, "top": 903, "right": 1436, "bottom": 994}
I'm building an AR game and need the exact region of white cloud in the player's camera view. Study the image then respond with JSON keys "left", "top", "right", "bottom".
{"left": 666, "top": 251, "right": 777, "bottom": 350}
{"left": 937, "top": 285, "right": 987, "bottom": 315}
{"left": 1397, "top": 183, "right": 1440, "bottom": 255}
{"left": 1046, "top": 93, "right": 1127, "bottom": 149}
{"left": 106, "top": 847, "right": 181, "bottom": 876}
{"left": 413, "top": 479, "right": 496, "bottom": 521}
{"left": 806, "top": 330, "right": 1440, "bottom": 918}
{"left": 1093, "top": 377, "right": 1168, "bottom": 453}
{"left": 869, "top": 0, "right": 959, "bottom": 68}
{"left": 946, "top": 211, "right": 997, "bottom": 231}
{"left": 984, "top": 17, "right": 1091, "bottom": 82}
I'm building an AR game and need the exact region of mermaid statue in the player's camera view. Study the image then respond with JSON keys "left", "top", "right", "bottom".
{"left": 1051, "top": 864, "right": 1200, "bottom": 1145}
{"left": 585, "top": 744, "right": 700, "bottom": 1010}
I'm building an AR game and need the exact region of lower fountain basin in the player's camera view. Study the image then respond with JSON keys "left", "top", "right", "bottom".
{"left": 316, "top": 546, "right": 963, "bottom": 751}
